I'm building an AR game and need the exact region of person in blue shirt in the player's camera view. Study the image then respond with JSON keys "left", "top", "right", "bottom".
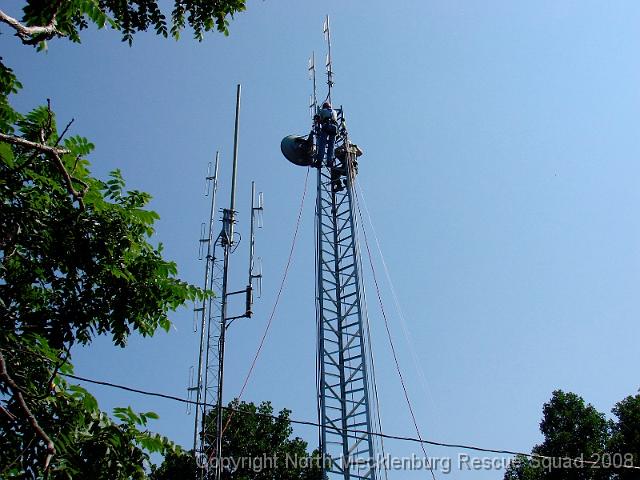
{"left": 313, "top": 101, "right": 345, "bottom": 191}
{"left": 314, "top": 101, "right": 338, "bottom": 169}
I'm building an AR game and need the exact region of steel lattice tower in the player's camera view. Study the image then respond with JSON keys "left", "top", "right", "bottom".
{"left": 280, "top": 17, "right": 380, "bottom": 480}
{"left": 191, "top": 151, "right": 224, "bottom": 471}
{"left": 314, "top": 114, "right": 377, "bottom": 480}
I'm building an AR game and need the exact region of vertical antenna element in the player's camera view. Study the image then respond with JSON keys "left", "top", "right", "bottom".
{"left": 187, "top": 366, "right": 195, "bottom": 414}
{"left": 309, "top": 51, "right": 318, "bottom": 117}
{"left": 246, "top": 182, "right": 264, "bottom": 316}
{"left": 213, "top": 83, "right": 242, "bottom": 480}
{"left": 192, "top": 152, "right": 220, "bottom": 456}
{"left": 229, "top": 84, "right": 241, "bottom": 225}
{"left": 198, "top": 223, "right": 207, "bottom": 260}
{"left": 248, "top": 181, "right": 257, "bottom": 288}
{"left": 323, "top": 15, "right": 333, "bottom": 103}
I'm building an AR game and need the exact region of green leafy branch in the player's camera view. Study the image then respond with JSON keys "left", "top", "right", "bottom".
{"left": 1, "top": 0, "right": 246, "bottom": 49}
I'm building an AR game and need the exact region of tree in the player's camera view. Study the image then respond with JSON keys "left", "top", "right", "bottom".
{"left": 0, "top": 0, "right": 253, "bottom": 476}
{"left": 534, "top": 390, "right": 610, "bottom": 480}
{"left": 1, "top": 0, "right": 253, "bottom": 477}
{"left": 149, "top": 449, "right": 199, "bottom": 480}
{"left": 0, "top": 0, "right": 247, "bottom": 47}
{"left": 151, "top": 400, "right": 323, "bottom": 480}
{"left": 0, "top": 67, "right": 205, "bottom": 476}
{"left": 503, "top": 390, "right": 610, "bottom": 480}
{"left": 608, "top": 393, "right": 640, "bottom": 480}
{"left": 504, "top": 455, "right": 543, "bottom": 480}
{"left": 503, "top": 390, "right": 640, "bottom": 480}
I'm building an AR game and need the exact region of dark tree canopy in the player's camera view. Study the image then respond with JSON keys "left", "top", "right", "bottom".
{"left": 535, "top": 390, "right": 610, "bottom": 479}
{"left": 503, "top": 390, "right": 640, "bottom": 480}
{"left": 609, "top": 394, "right": 640, "bottom": 480}
{"left": 151, "top": 400, "right": 323, "bottom": 480}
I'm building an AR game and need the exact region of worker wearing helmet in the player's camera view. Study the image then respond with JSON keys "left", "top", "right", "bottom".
{"left": 314, "top": 101, "right": 338, "bottom": 169}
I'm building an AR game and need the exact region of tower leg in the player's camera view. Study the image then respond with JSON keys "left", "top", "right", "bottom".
{"left": 316, "top": 132, "right": 377, "bottom": 480}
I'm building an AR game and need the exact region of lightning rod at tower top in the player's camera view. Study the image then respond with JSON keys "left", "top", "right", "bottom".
{"left": 281, "top": 15, "right": 384, "bottom": 480}
{"left": 323, "top": 15, "right": 334, "bottom": 104}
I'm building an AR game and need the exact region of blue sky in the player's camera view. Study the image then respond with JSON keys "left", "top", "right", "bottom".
{"left": 3, "top": 1, "right": 640, "bottom": 478}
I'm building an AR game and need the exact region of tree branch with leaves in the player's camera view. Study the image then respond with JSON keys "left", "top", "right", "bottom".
{"left": 0, "top": 0, "right": 246, "bottom": 48}
{"left": 0, "top": 350, "right": 56, "bottom": 471}
{"left": 0, "top": 1, "right": 64, "bottom": 45}
{"left": 0, "top": 0, "right": 253, "bottom": 476}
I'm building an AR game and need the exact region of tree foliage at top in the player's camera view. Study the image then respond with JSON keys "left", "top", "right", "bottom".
{"left": 1, "top": 0, "right": 247, "bottom": 47}
{"left": 503, "top": 390, "right": 640, "bottom": 480}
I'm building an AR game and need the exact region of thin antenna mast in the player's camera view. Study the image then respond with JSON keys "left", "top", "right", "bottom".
{"left": 213, "top": 83, "right": 241, "bottom": 480}
{"left": 309, "top": 51, "right": 318, "bottom": 117}
{"left": 191, "top": 84, "right": 263, "bottom": 480}
{"left": 229, "top": 85, "right": 241, "bottom": 235}
{"left": 248, "top": 182, "right": 264, "bottom": 304}
{"left": 323, "top": 15, "right": 333, "bottom": 103}
{"left": 191, "top": 152, "right": 219, "bottom": 453}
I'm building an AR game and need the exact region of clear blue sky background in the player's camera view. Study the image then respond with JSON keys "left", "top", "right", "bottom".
{"left": 3, "top": 1, "right": 640, "bottom": 478}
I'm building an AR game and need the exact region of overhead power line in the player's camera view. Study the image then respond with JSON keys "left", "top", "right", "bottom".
{"left": 59, "top": 372, "right": 640, "bottom": 472}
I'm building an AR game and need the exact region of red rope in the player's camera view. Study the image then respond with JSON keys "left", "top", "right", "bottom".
{"left": 221, "top": 167, "right": 311, "bottom": 435}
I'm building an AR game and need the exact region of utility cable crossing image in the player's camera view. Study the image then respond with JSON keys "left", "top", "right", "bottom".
{"left": 4, "top": 3, "right": 640, "bottom": 480}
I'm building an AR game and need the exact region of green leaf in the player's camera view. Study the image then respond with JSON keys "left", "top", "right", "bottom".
{"left": 0, "top": 142, "right": 14, "bottom": 166}
{"left": 158, "top": 317, "right": 171, "bottom": 332}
